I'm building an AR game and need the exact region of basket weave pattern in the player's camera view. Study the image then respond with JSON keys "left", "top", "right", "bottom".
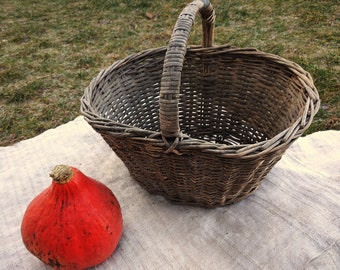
{"left": 81, "top": 0, "right": 320, "bottom": 207}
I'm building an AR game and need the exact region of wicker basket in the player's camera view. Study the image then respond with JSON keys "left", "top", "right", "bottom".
{"left": 81, "top": 0, "right": 320, "bottom": 207}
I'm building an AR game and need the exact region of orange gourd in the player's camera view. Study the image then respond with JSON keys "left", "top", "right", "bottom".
{"left": 21, "top": 165, "right": 123, "bottom": 269}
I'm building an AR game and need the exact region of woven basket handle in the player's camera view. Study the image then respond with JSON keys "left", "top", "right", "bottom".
{"left": 159, "top": 0, "right": 215, "bottom": 145}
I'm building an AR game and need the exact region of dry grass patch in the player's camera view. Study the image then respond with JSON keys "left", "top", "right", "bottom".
{"left": 0, "top": 0, "right": 339, "bottom": 146}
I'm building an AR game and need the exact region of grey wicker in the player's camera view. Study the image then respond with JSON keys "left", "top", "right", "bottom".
{"left": 81, "top": 0, "right": 320, "bottom": 207}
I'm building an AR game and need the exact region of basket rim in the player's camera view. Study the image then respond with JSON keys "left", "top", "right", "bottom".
{"left": 81, "top": 45, "right": 320, "bottom": 159}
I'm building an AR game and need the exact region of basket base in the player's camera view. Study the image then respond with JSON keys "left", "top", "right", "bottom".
{"left": 143, "top": 185, "right": 260, "bottom": 208}
{"left": 101, "top": 133, "right": 283, "bottom": 208}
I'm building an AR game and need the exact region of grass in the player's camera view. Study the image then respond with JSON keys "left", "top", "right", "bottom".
{"left": 0, "top": 0, "right": 339, "bottom": 146}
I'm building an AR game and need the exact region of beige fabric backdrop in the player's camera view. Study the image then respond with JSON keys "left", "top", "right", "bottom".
{"left": 1, "top": 116, "right": 339, "bottom": 269}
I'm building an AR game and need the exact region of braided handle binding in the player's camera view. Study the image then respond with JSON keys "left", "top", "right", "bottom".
{"left": 159, "top": 0, "right": 215, "bottom": 146}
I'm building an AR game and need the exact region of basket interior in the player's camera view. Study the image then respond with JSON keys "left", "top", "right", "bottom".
{"left": 93, "top": 48, "right": 308, "bottom": 145}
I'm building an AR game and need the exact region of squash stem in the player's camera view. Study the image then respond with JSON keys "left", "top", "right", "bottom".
{"left": 50, "top": 165, "right": 74, "bottom": 184}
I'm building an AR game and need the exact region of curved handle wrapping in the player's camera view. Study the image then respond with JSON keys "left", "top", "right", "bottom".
{"left": 159, "top": 0, "right": 215, "bottom": 142}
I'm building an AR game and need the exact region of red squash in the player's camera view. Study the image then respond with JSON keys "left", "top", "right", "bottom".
{"left": 21, "top": 165, "right": 123, "bottom": 269}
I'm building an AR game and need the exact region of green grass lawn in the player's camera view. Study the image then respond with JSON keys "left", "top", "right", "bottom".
{"left": 1, "top": 0, "right": 339, "bottom": 146}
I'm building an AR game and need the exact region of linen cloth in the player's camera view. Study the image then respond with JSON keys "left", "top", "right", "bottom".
{"left": 0, "top": 116, "right": 339, "bottom": 270}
